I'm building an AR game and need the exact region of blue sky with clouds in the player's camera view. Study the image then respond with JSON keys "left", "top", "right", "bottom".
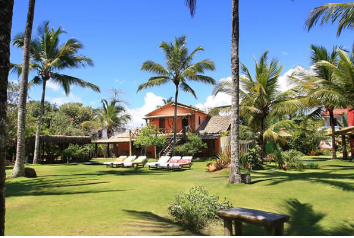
{"left": 9, "top": 0, "right": 353, "bottom": 128}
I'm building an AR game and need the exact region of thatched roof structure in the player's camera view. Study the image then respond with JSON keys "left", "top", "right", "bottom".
{"left": 26, "top": 135, "right": 91, "bottom": 144}
{"left": 325, "top": 126, "right": 354, "bottom": 136}
{"left": 197, "top": 115, "right": 231, "bottom": 139}
{"left": 92, "top": 130, "right": 137, "bottom": 144}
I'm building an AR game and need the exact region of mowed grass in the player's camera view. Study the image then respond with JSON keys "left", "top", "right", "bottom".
{"left": 4, "top": 157, "right": 354, "bottom": 236}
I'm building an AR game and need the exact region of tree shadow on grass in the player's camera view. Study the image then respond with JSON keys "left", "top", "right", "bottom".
{"left": 252, "top": 170, "right": 354, "bottom": 192}
{"left": 6, "top": 177, "right": 128, "bottom": 197}
{"left": 122, "top": 209, "right": 206, "bottom": 236}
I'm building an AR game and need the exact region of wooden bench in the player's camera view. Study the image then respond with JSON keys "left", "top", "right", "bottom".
{"left": 217, "top": 207, "right": 290, "bottom": 236}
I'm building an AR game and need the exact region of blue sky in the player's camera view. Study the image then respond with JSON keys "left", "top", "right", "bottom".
{"left": 9, "top": 0, "right": 353, "bottom": 128}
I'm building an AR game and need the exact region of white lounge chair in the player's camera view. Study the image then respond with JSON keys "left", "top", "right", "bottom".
{"left": 112, "top": 155, "right": 136, "bottom": 168}
{"left": 158, "top": 156, "right": 181, "bottom": 170}
{"left": 169, "top": 156, "right": 193, "bottom": 170}
{"left": 124, "top": 156, "right": 147, "bottom": 168}
{"left": 122, "top": 156, "right": 138, "bottom": 167}
{"left": 146, "top": 156, "right": 170, "bottom": 170}
{"left": 104, "top": 156, "right": 127, "bottom": 167}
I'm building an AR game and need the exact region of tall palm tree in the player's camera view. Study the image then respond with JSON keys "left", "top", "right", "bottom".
{"left": 0, "top": 0, "right": 14, "bottom": 233}
{"left": 185, "top": 0, "right": 242, "bottom": 183}
{"left": 292, "top": 45, "right": 350, "bottom": 159}
{"left": 95, "top": 99, "right": 131, "bottom": 139}
{"left": 306, "top": 2, "right": 354, "bottom": 36}
{"left": 12, "top": 0, "right": 36, "bottom": 178}
{"left": 137, "top": 35, "right": 215, "bottom": 155}
{"left": 162, "top": 97, "right": 173, "bottom": 105}
{"left": 11, "top": 22, "right": 100, "bottom": 165}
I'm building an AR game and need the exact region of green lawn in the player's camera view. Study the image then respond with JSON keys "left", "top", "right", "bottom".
{"left": 5, "top": 157, "right": 354, "bottom": 236}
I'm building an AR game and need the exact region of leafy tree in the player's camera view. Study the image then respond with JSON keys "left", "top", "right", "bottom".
{"left": 137, "top": 35, "right": 215, "bottom": 156}
{"left": 0, "top": 0, "right": 14, "bottom": 233}
{"left": 59, "top": 103, "right": 94, "bottom": 129}
{"left": 11, "top": 21, "right": 100, "bottom": 164}
{"left": 12, "top": 0, "right": 36, "bottom": 178}
{"left": 175, "top": 133, "right": 207, "bottom": 156}
{"left": 306, "top": 2, "right": 354, "bottom": 36}
{"left": 134, "top": 126, "right": 167, "bottom": 157}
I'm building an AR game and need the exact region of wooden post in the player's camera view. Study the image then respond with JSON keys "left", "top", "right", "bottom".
{"left": 223, "top": 219, "right": 233, "bottom": 236}
{"left": 129, "top": 130, "right": 132, "bottom": 156}
{"left": 342, "top": 135, "right": 348, "bottom": 160}
{"left": 95, "top": 143, "right": 98, "bottom": 158}
{"left": 275, "top": 224, "right": 284, "bottom": 236}
{"left": 264, "top": 226, "right": 275, "bottom": 236}
{"left": 234, "top": 221, "right": 243, "bottom": 235}
{"left": 106, "top": 143, "right": 110, "bottom": 157}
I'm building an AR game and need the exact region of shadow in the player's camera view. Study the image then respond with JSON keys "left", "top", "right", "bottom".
{"left": 251, "top": 170, "right": 354, "bottom": 192}
{"left": 123, "top": 209, "right": 206, "bottom": 236}
{"left": 6, "top": 177, "right": 128, "bottom": 197}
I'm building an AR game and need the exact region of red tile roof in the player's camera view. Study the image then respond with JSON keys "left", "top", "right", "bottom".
{"left": 322, "top": 109, "right": 347, "bottom": 116}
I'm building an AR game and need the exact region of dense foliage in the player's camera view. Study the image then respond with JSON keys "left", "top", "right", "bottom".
{"left": 134, "top": 126, "right": 167, "bottom": 156}
{"left": 239, "top": 144, "right": 263, "bottom": 170}
{"left": 175, "top": 133, "right": 207, "bottom": 156}
{"left": 168, "top": 186, "right": 232, "bottom": 230}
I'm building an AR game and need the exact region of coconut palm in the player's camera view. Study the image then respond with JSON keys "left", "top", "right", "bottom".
{"left": 0, "top": 0, "right": 14, "bottom": 234}
{"left": 162, "top": 97, "right": 173, "bottom": 105}
{"left": 137, "top": 35, "right": 215, "bottom": 155}
{"left": 12, "top": 0, "right": 36, "bottom": 178}
{"left": 11, "top": 22, "right": 100, "bottom": 164}
{"left": 95, "top": 99, "right": 131, "bottom": 139}
{"left": 292, "top": 45, "right": 350, "bottom": 159}
{"left": 185, "top": 0, "right": 242, "bottom": 184}
{"left": 306, "top": 2, "right": 354, "bottom": 36}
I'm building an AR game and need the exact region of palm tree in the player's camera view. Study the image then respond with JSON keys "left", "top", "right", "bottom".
{"left": 12, "top": 0, "right": 36, "bottom": 178}
{"left": 185, "top": 0, "right": 242, "bottom": 184}
{"left": 137, "top": 35, "right": 215, "bottom": 155}
{"left": 11, "top": 22, "right": 100, "bottom": 165}
{"left": 292, "top": 45, "right": 350, "bottom": 159}
{"left": 162, "top": 97, "right": 173, "bottom": 105}
{"left": 0, "top": 0, "right": 14, "bottom": 233}
{"left": 306, "top": 2, "right": 354, "bottom": 36}
{"left": 95, "top": 99, "right": 131, "bottom": 139}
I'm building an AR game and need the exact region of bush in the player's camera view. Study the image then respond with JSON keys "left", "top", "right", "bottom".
{"left": 240, "top": 145, "right": 263, "bottom": 170}
{"left": 168, "top": 186, "right": 232, "bottom": 230}
{"left": 281, "top": 150, "right": 305, "bottom": 171}
{"left": 175, "top": 133, "right": 207, "bottom": 156}
{"left": 62, "top": 144, "right": 89, "bottom": 163}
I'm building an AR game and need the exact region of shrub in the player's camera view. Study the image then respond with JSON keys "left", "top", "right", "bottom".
{"left": 168, "top": 186, "right": 232, "bottom": 230}
{"left": 281, "top": 150, "right": 305, "bottom": 171}
{"left": 62, "top": 144, "right": 89, "bottom": 163}
{"left": 240, "top": 145, "right": 263, "bottom": 170}
{"left": 175, "top": 133, "right": 207, "bottom": 156}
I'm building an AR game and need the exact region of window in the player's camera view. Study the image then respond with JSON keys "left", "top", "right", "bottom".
{"left": 198, "top": 116, "right": 201, "bottom": 125}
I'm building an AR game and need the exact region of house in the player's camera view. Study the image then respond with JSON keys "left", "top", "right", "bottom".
{"left": 321, "top": 109, "right": 347, "bottom": 131}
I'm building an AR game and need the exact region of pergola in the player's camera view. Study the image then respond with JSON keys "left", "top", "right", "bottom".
{"left": 326, "top": 126, "right": 354, "bottom": 159}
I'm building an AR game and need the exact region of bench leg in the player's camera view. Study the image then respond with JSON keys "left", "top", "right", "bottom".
{"left": 234, "top": 220, "right": 243, "bottom": 235}
{"left": 264, "top": 226, "right": 275, "bottom": 236}
{"left": 224, "top": 219, "right": 233, "bottom": 236}
{"left": 275, "top": 223, "right": 284, "bottom": 236}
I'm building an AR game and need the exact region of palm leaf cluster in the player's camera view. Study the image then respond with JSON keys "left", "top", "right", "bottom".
{"left": 306, "top": 2, "right": 354, "bottom": 36}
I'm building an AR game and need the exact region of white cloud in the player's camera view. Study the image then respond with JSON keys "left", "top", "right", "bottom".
{"left": 195, "top": 77, "right": 232, "bottom": 112}
{"left": 126, "top": 92, "right": 164, "bottom": 128}
{"left": 46, "top": 81, "right": 61, "bottom": 91}
{"left": 278, "top": 66, "right": 316, "bottom": 92}
{"left": 115, "top": 79, "right": 125, "bottom": 84}
{"left": 281, "top": 51, "right": 288, "bottom": 56}
{"left": 47, "top": 93, "right": 82, "bottom": 106}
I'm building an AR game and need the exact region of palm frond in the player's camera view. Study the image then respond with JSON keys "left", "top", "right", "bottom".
{"left": 141, "top": 60, "right": 170, "bottom": 76}
{"left": 52, "top": 73, "right": 100, "bottom": 95}
{"left": 136, "top": 76, "right": 170, "bottom": 92}
{"left": 180, "top": 82, "right": 197, "bottom": 99}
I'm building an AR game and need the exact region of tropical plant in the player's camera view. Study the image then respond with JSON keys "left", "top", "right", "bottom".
{"left": 12, "top": 0, "right": 36, "bottom": 178}
{"left": 306, "top": 2, "right": 354, "bottom": 36}
{"left": 137, "top": 35, "right": 215, "bottom": 156}
{"left": 239, "top": 145, "right": 263, "bottom": 170}
{"left": 168, "top": 186, "right": 232, "bottom": 230}
{"left": 11, "top": 22, "right": 100, "bottom": 164}
{"left": 174, "top": 133, "right": 207, "bottom": 156}
{"left": 95, "top": 99, "right": 131, "bottom": 139}
{"left": 0, "top": 0, "right": 14, "bottom": 233}
{"left": 162, "top": 97, "right": 173, "bottom": 105}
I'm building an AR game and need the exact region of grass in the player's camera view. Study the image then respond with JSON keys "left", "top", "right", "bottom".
{"left": 5, "top": 157, "right": 354, "bottom": 235}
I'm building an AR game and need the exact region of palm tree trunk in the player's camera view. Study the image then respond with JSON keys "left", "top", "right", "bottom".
{"left": 0, "top": 0, "right": 14, "bottom": 234}
{"left": 229, "top": 0, "right": 242, "bottom": 184}
{"left": 329, "top": 109, "right": 337, "bottom": 159}
{"left": 33, "top": 79, "right": 47, "bottom": 164}
{"left": 12, "top": 0, "right": 36, "bottom": 177}
{"left": 172, "top": 84, "right": 179, "bottom": 156}
{"left": 260, "top": 117, "right": 265, "bottom": 163}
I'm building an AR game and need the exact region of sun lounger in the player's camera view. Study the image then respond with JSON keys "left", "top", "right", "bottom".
{"left": 130, "top": 156, "right": 148, "bottom": 169}
{"left": 158, "top": 156, "right": 182, "bottom": 170}
{"left": 112, "top": 155, "right": 135, "bottom": 168}
{"left": 169, "top": 156, "right": 193, "bottom": 170}
{"left": 104, "top": 156, "right": 127, "bottom": 167}
{"left": 146, "top": 156, "right": 170, "bottom": 170}
{"left": 121, "top": 155, "right": 138, "bottom": 168}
